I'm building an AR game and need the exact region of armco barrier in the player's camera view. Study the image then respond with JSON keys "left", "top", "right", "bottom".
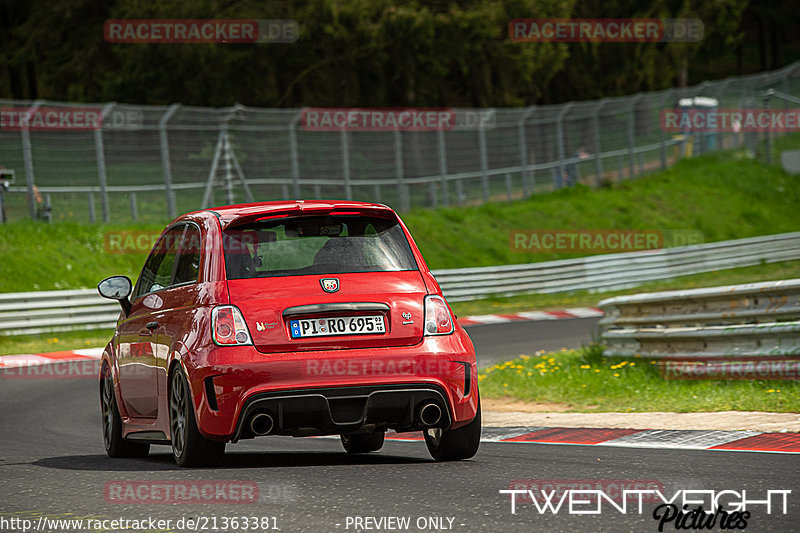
{"left": 599, "top": 279, "right": 800, "bottom": 360}
{"left": 435, "top": 231, "right": 800, "bottom": 301}
{"left": 1, "top": 232, "right": 799, "bottom": 335}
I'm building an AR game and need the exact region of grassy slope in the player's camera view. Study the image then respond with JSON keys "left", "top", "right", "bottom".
{"left": 404, "top": 152, "right": 800, "bottom": 269}
{"left": 1, "top": 148, "right": 799, "bottom": 293}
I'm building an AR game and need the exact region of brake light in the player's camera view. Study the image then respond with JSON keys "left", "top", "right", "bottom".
{"left": 424, "top": 295, "right": 454, "bottom": 336}
{"left": 212, "top": 305, "right": 252, "bottom": 346}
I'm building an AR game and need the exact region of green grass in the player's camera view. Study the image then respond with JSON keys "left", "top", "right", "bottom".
{"left": 2, "top": 141, "right": 800, "bottom": 293}
{"left": 404, "top": 149, "right": 800, "bottom": 269}
{"left": 0, "top": 222, "right": 161, "bottom": 292}
{"left": 0, "top": 329, "right": 113, "bottom": 356}
{"left": 449, "top": 260, "right": 800, "bottom": 317}
{"left": 479, "top": 345, "right": 800, "bottom": 412}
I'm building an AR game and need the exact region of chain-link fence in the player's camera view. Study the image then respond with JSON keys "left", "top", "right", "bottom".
{"left": 1, "top": 61, "right": 798, "bottom": 224}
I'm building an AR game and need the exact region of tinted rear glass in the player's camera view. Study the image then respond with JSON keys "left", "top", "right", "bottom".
{"left": 223, "top": 215, "right": 418, "bottom": 279}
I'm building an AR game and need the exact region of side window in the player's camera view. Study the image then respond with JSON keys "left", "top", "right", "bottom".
{"left": 174, "top": 225, "right": 202, "bottom": 285}
{"left": 134, "top": 226, "right": 184, "bottom": 299}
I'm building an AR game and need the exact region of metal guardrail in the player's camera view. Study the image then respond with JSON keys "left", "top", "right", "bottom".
{"left": 1, "top": 232, "right": 799, "bottom": 335}
{"left": 599, "top": 279, "right": 800, "bottom": 360}
{"left": 435, "top": 231, "right": 800, "bottom": 302}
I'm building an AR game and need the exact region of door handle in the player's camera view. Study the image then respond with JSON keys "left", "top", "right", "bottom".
{"left": 146, "top": 321, "right": 159, "bottom": 330}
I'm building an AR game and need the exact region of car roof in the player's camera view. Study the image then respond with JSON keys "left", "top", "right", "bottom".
{"left": 181, "top": 200, "right": 396, "bottom": 228}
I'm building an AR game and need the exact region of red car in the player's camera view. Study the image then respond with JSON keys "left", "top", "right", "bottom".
{"left": 98, "top": 200, "right": 480, "bottom": 467}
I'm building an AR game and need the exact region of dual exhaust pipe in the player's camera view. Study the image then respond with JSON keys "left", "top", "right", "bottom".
{"left": 249, "top": 402, "right": 441, "bottom": 436}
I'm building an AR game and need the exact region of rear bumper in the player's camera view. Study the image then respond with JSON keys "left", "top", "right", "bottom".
{"left": 185, "top": 333, "right": 478, "bottom": 441}
{"left": 231, "top": 384, "right": 452, "bottom": 441}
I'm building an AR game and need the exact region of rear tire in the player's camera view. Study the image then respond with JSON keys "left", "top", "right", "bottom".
{"left": 170, "top": 367, "right": 225, "bottom": 467}
{"left": 424, "top": 399, "right": 481, "bottom": 461}
{"left": 341, "top": 431, "right": 385, "bottom": 453}
{"left": 100, "top": 368, "right": 150, "bottom": 458}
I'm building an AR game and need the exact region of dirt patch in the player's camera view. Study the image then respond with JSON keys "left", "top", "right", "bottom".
{"left": 482, "top": 397, "right": 575, "bottom": 413}
{"left": 483, "top": 408, "right": 800, "bottom": 432}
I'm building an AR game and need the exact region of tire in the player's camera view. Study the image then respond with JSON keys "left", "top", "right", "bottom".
{"left": 100, "top": 368, "right": 150, "bottom": 458}
{"left": 169, "top": 366, "right": 225, "bottom": 467}
{"left": 341, "top": 431, "right": 385, "bottom": 454}
{"left": 424, "top": 399, "right": 481, "bottom": 461}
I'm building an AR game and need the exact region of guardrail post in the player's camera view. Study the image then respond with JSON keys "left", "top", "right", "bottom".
{"left": 518, "top": 106, "right": 535, "bottom": 196}
{"left": 288, "top": 113, "right": 301, "bottom": 198}
{"left": 394, "top": 130, "right": 409, "bottom": 211}
{"left": 21, "top": 100, "right": 43, "bottom": 220}
{"left": 437, "top": 130, "right": 449, "bottom": 206}
{"left": 94, "top": 102, "right": 115, "bottom": 223}
{"left": 340, "top": 130, "right": 352, "bottom": 200}
{"left": 555, "top": 103, "right": 573, "bottom": 189}
{"left": 592, "top": 100, "right": 605, "bottom": 186}
{"left": 627, "top": 94, "right": 642, "bottom": 178}
{"left": 159, "top": 104, "right": 180, "bottom": 219}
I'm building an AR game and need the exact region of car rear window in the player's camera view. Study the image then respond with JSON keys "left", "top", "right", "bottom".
{"left": 223, "top": 215, "right": 418, "bottom": 278}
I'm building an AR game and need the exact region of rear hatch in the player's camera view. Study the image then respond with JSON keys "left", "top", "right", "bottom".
{"left": 222, "top": 209, "right": 428, "bottom": 353}
{"left": 229, "top": 272, "right": 427, "bottom": 353}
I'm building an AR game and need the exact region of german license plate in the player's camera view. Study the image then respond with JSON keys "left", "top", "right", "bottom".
{"left": 289, "top": 315, "right": 385, "bottom": 338}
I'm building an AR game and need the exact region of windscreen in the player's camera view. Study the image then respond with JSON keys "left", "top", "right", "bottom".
{"left": 223, "top": 215, "right": 418, "bottom": 279}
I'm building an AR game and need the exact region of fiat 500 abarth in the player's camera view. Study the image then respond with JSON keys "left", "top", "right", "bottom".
{"left": 98, "top": 201, "right": 480, "bottom": 466}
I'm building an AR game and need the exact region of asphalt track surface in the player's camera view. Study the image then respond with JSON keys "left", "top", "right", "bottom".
{"left": 2, "top": 319, "right": 798, "bottom": 533}
{"left": 467, "top": 317, "right": 601, "bottom": 368}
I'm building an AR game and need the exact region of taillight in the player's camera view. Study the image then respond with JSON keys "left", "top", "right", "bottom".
{"left": 424, "top": 295, "right": 454, "bottom": 336}
{"left": 212, "top": 305, "right": 252, "bottom": 346}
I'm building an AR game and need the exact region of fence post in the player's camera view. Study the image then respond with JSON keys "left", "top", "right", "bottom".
{"left": 763, "top": 90, "right": 773, "bottom": 165}
{"left": 518, "top": 106, "right": 535, "bottom": 196}
{"left": 130, "top": 192, "right": 138, "bottom": 222}
{"left": 555, "top": 103, "right": 573, "bottom": 189}
{"left": 627, "top": 94, "right": 642, "bottom": 178}
{"left": 88, "top": 192, "right": 96, "bottom": 223}
{"left": 437, "top": 130, "right": 449, "bottom": 206}
{"left": 478, "top": 117, "right": 490, "bottom": 203}
{"left": 592, "top": 100, "right": 605, "bottom": 186}
{"left": 94, "top": 102, "right": 115, "bottom": 223}
{"left": 288, "top": 114, "right": 301, "bottom": 198}
{"left": 224, "top": 130, "right": 235, "bottom": 205}
{"left": 21, "top": 100, "right": 43, "bottom": 220}
{"left": 159, "top": 104, "right": 180, "bottom": 219}
{"left": 201, "top": 128, "right": 225, "bottom": 208}
{"left": 340, "top": 131, "right": 352, "bottom": 200}
{"left": 659, "top": 89, "right": 674, "bottom": 169}
{"left": 394, "top": 131, "right": 409, "bottom": 210}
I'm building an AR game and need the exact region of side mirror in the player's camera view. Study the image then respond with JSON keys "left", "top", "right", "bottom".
{"left": 98, "top": 275, "right": 133, "bottom": 315}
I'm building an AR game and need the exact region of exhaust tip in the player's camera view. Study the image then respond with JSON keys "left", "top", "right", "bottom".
{"left": 249, "top": 413, "right": 274, "bottom": 436}
{"left": 419, "top": 402, "right": 442, "bottom": 426}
